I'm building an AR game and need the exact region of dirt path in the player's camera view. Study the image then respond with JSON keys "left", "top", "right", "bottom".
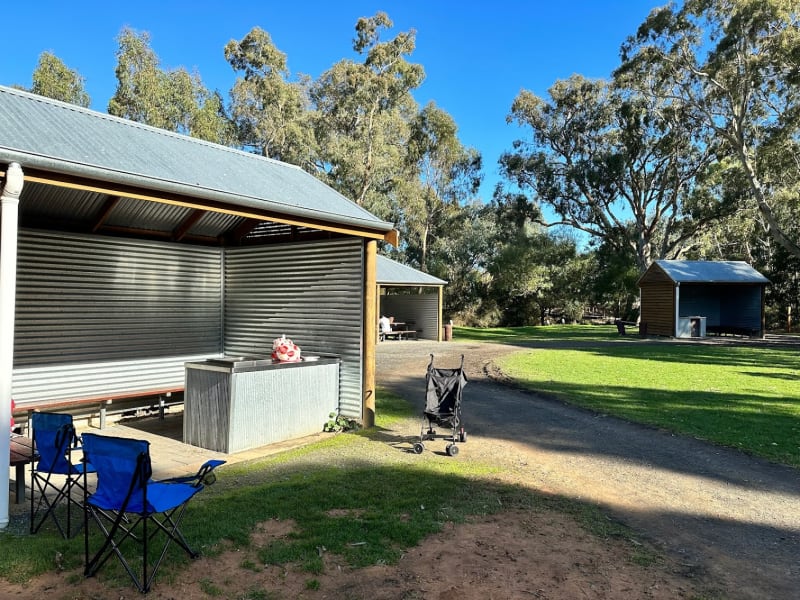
{"left": 377, "top": 339, "right": 800, "bottom": 600}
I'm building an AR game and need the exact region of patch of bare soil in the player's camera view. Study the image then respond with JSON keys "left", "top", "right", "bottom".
{"left": 0, "top": 508, "right": 703, "bottom": 600}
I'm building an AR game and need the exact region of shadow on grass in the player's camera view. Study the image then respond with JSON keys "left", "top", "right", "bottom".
{"left": 0, "top": 460, "right": 627, "bottom": 585}
{"left": 8, "top": 458, "right": 799, "bottom": 599}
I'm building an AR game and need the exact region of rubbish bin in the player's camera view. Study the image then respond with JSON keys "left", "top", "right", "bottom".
{"left": 443, "top": 322, "right": 453, "bottom": 341}
{"left": 689, "top": 316, "right": 706, "bottom": 337}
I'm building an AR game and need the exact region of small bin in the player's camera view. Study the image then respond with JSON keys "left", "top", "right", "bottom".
{"left": 443, "top": 323, "right": 453, "bottom": 341}
{"left": 689, "top": 316, "right": 707, "bottom": 337}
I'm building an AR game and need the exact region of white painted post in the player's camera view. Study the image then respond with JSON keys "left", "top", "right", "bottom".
{"left": 0, "top": 163, "right": 24, "bottom": 529}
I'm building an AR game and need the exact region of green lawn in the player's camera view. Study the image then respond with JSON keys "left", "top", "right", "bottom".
{"left": 1, "top": 390, "right": 632, "bottom": 589}
{"left": 457, "top": 324, "right": 800, "bottom": 467}
{"left": 454, "top": 323, "right": 622, "bottom": 343}
{"left": 3, "top": 325, "right": 796, "bottom": 591}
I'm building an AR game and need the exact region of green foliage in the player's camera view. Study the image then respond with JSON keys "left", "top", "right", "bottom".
{"left": 30, "top": 51, "right": 90, "bottom": 107}
{"left": 501, "top": 74, "right": 717, "bottom": 273}
{"left": 199, "top": 578, "right": 224, "bottom": 596}
{"left": 323, "top": 411, "right": 360, "bottom": 433}
{"left": 108, "top": 27, "right": 229, "bottom": 143}
{"left": 488, "top": 224, "right": 585, "bottom": 325}
{"left": 617, "top": 0, "right": 800, "bottom": 260}
{"left": 305, "top": 578, "right": 321, "bottom": 590}
{"left": 310, "top": 12, "right": 424, "bottom": 217}
{"left": 400, "top": 102, "right": 482, "bottom": 271}
{"left": 586, "top": 236, "right": 640, "bottom": 320}
{"left": 225, "top": 27, "right": 315, "bottom": 166}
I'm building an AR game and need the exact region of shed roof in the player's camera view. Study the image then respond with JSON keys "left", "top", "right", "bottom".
{"left": 0, "top": 86, "right": 393, "bottom": 237}
{"left": 647, "top": 260, "right": 769, "bottom": 284}
{"left": 377, "top": 255, "right": 447, "bottom": 286}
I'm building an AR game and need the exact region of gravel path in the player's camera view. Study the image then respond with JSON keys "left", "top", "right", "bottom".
{"left": 377, "top": 339, "right": 800, "bottom": 600}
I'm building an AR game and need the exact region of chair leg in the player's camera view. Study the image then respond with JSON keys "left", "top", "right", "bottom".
{"left": 31, "top": 471, "right": 70, "bottom": 537}
{"left": 31, "top": 470, "right": 89, "bottom": 539}
{"left": 85, "top": 503, "right": 198, "bottom": 594}
{"left": 85, "top": 507, "right": 148, "bottom": 592}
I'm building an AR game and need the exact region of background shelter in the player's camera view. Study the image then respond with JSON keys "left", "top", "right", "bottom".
{"left": 638, "top": 260, "right": 769, "bottom": 338}
{"left": 0, "top": 86, "right": 396, "bottom": 528}
{"left": 377, "top": 255, "right": 447, "bottom": 341}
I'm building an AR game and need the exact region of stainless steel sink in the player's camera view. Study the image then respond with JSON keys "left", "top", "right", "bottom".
{"left": 204, "top": 356, "right": 272, "bottom": 369}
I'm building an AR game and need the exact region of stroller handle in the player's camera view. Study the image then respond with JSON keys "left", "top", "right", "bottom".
{"left": 428, "top": 354, "right": 465, "bottom": 369}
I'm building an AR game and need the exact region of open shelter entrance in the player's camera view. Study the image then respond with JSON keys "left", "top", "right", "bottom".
{"left": 376, "top": 255, "right": 447, "bottom": 342}
{"left": 0, "top": 85, "right": 397, "bottom": 528}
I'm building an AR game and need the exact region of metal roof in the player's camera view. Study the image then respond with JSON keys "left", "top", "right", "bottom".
{"left": 652, "top": 260, "right": 769, "bottom": 284}
{"left": 377, "top": 255, "right": 447, "bottom": 286}
{"left": 0, "top": 85, "right": 393, "bottom": 235}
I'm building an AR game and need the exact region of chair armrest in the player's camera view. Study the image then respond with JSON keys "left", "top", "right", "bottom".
{"left": 159, "top": 459, "right": 226, "bottom": 487}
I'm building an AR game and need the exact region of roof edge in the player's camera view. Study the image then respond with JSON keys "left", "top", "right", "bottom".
{"left": 2, "top": 155, "right": 395, "bottom": 236}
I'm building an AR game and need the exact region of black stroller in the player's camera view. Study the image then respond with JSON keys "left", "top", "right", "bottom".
{"left": 413, "top": 354, "right": 468, "bottom": 457}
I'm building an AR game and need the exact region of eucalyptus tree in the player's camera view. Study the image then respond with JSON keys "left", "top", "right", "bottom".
{"left": 310, "top": 12, "right": 424, "bottom": 219}
{"left": 224, "top": 27, "right": 314, "bottom": 166}
{"left": 402, "top": 102, "right": 482, "bottom": 271}
{"left": 189, "top": 90, "right": 237, "bottom": 146}
{"left": 585, "top": 234, "right": 640, "bottom": 320}
{"left": 30, "top": 51, "right": 90, "bottom": 107}
{"left": 488, "top": 224, "right": 584, "bottom": 326}
{"left": 617, "top": 0, "right": 800, "bottom": 259}
{"left": 109, "top": 27, "right": 229, "bottom": 143}
{"left": 501, "top": 74, "right": 718, "bottom": 273}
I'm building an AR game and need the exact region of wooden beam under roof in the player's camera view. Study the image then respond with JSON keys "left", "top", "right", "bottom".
{"left": 91, "top": 196, "right": 120, "bottom": 233}
{"left": 172, "top": 209, "right": 207, "bottom": 242}
{"left": 18, "top": 168, "right": 398, "bottom": 245}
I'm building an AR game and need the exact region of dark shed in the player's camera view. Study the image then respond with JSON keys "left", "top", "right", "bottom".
{"left": 638, "top": 260, "right": 769, "bottom": 338}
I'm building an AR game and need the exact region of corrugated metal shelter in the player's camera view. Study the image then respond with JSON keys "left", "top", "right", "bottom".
{"left": 0, "top": 86, "right": 397, "bottom": 527}
{"left": 376, "top": 255, "right": 447, "bottom": 341}
{"left": 638, "top": 260, "right": 769, "bottom": 338}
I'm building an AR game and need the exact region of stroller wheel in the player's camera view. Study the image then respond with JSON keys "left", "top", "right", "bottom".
{"left": 459, "top": 429, "right": 467, "bottom": 443}
{"left": 413, "top": 442, "right": 425, "bottom": 454}
{"left": 446, "top": 443, "right": 459, "bottom": 457}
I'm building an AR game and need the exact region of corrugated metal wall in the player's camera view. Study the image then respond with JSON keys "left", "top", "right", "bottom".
{"left": 380, "top": 293, "right": 440, "bottom": 340}
{"left": 678, "top": 286, "right": 721, "bottom": 323}
{"left": 184, "top": 362, "right": 340, "bottom": 453}
{"left": 12, "top": 229, "right": 222, "bottom": 405}
{"left": 720, "top": 285, "right": 763, "bottom": 329}
{"left": 11, "top": 231, "right": 366, "bottom": 417}
{"left": 223, "top": 239, "right": 364, "bottom": 418}
{"left": 678, "top": 284, "right": 762, "bottom": 329}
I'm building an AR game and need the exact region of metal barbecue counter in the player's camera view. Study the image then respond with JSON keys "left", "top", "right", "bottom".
{"left": 184, "top": 354, "right": 340, "bottom": 453}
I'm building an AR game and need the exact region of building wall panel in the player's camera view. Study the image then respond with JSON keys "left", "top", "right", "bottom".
{"left": 223, "top": 239, "right": 364, "bottom": 418}
{"left": 12, "top": 230, "right": 222, "bottom": 405}
{"left": 640, "top": 282, "right": 675, "bottom": 336}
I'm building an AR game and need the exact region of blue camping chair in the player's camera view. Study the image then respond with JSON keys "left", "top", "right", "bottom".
{"left": 30, "top": 412, "right": 95, "bottom": 538}
{"left": 81, "top": 432, "right": 224, "bottom": 593}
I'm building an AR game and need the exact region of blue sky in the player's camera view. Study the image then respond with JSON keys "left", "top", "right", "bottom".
{"left": 2, "top": 1, "right": 661, "bottom": 201}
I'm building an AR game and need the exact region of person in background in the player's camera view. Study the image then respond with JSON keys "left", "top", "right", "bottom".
{"left": 379, "top": 315, "right": 393, "bottom": 334}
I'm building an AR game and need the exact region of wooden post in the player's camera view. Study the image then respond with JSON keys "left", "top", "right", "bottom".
{"left": 363, "top": 240, "right": 377, "bottom": 428}
{"left": 437, "top": 285, "right": 443, "bottom": 342}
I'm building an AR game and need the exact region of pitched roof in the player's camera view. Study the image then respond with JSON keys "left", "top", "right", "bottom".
{"left": 377, "top": 255, "right": 447, "bottom": 286}
{"left": 650, "top": 260, "right": 769, "bottom": 284}
{"left": 0, "top": 85, "right": 393, "bottom": 235}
